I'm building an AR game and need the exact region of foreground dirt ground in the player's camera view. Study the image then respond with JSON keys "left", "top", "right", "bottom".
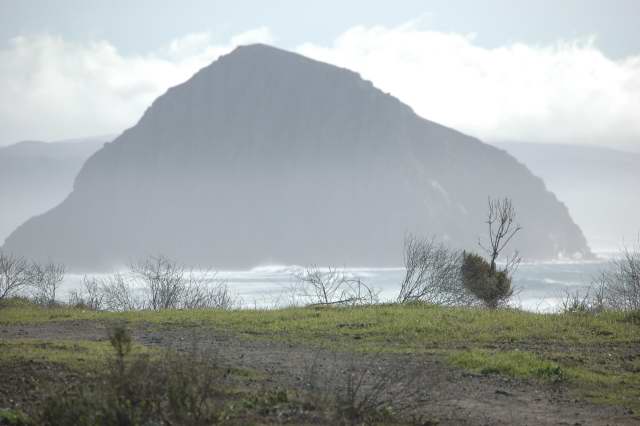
{"left": 1, "top": 319, "right": 638, "bottom": 425}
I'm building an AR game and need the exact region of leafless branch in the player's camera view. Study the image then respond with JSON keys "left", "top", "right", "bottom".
{"left": 293, "top": 266, "right": 378, "bottom": 307}
{"left": 480, "top": 197, "right": 522, "bottom": 273}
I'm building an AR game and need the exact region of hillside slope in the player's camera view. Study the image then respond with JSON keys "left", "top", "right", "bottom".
{"left": 0, "top": 137, "right": 105, "bottom": 243}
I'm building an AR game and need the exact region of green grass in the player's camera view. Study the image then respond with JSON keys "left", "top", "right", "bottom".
{"left": 448, "top": 349, "right": 566, "bottom": 381}
{"left": 2, "top": 303, "right": 638, "bottom": 351}
{"left": 0, "top": 339, "right": 153, "bottom": 371}
{"left": 566, "top": 367, "right": 640, "bottom": 408}
{"left": 0, "top": 299, "right": 100, "bottom": 324}
{"left": 554, "top": 351, "right": 640, "bottom": 409}
{"left": 447, "top": 348, "right": 640, "bottom": 409}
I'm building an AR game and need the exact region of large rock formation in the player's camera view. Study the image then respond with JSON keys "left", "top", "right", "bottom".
{"left": 3, "top": 45, "right": 590, "bottom": 269}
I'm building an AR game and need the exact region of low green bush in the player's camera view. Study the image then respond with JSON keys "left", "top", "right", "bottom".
{"left": 461, "top": 252, "right": 513, "bottom": 308}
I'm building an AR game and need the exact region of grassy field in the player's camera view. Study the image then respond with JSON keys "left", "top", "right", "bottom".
{"left": 1, "top": 300, "right": 640, "bottom": 418}
{"left": 2, "top": 300, "right": 638, "bottom": 346}
{"left": 0, "top": 339, "right": 150, "bottom": 370}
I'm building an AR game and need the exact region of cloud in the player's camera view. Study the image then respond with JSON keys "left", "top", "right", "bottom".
{"left": 1, "top": 22, "right": 639, "bottom": 148}
{"left": 297, "top": 23, "right": 640, "bottom": 147}
{"left": 231, "top": 27, "right": 275, "bottom": 46}
{"left": 0, "top": 28, "right": 275, "bottom": 145}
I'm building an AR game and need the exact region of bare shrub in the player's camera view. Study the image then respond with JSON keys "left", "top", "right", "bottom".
{"left": 293, "top": 266, "right": 378, "bottom": 306}
{"left": 131, "top": 255, "right": 186, "bottom": 310}
{"left": 589, "top": 276, "right": 607, "bottom": 312}
{"left": 559, "top": 288, "right": 596, "bottom": 314}
{"left": 0, "top": 251, "right": 30, "bottom": 302}
{"left": 599, "top": 244, "right": 640, "bottom": 311}
{"left": 335, "top": 363, "right": 405, "bottom": 424}
{"left": 131, "top": 255, "right": 234, "bottom": 310}
{"left": 100, "top": 272, "right": 145, "bottom": 311}
{"left": 558, "top": 272, "right": 608, "bottom": 315}
{"left": 398, "top": 234, "right": 473, "bottom": 305}
{"left": 29, "top": 261, "right": 65, "bottom": 306}
{"left": 556, "top": 247, "right": 640, "bottom": 315}
{"left": 95, "top": 256, "right": 234, "bottom": 311}
{"left": 67, "top": 291, "right": 85, "bottom": 309}
{"left": 302, "top": 352, "right": 425, "bottom": 425}
{"left": 180, "top": 270, "right": 235, "bottom": 309}
{"left": 68, "top": 276, "right": 105, "bottom": 310}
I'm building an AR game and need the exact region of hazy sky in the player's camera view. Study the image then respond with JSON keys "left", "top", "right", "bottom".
{"left": 1, "top": 0, "right": 639, "bottom": 148}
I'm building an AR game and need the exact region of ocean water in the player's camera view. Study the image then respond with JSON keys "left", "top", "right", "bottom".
{"left": 57, "top": 258, "right": 613, "bottom": 313}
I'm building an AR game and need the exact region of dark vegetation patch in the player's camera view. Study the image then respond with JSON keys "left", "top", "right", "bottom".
{"left": 0, "top": 325, "right": 427, "bottom": 425}
{"left": 2, "top": 305, "right": 640, "bottom": 424}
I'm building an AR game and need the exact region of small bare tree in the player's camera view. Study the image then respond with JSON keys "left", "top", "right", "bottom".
{"left": 397, "top": 235, "right": 473, "bottom": 306}
{"left": 293, "top": 266, "right": 378, "bottom": 306}
{"left": 479, "top": 197, "right": 522, "bottom": 273}
{"left": 180, "top": 270, "right": 235, "bottom": 310}
{"left": 68, "top": 275, "right": 105, "bottom": 310}
{"left": 131, "top": 255, "right": 185, "bottom": 310}
{"left": 0, "top": 252, "right": 30, "bottom": 302}
{"left": 97, "top": 256, "right": 234, "bottom": 311}
{"left": 459, "top": 197, "right": 523, "bottom": 309}
{"left": 100, "top": 272, "right": 145, "bottom": 311}
{"left": 29, "top": 261, "right": 65, "bottom": 305}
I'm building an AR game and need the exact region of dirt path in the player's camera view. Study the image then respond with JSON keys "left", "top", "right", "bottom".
{"left": 1, "top": 321, "right": 637, "bottom": 425}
